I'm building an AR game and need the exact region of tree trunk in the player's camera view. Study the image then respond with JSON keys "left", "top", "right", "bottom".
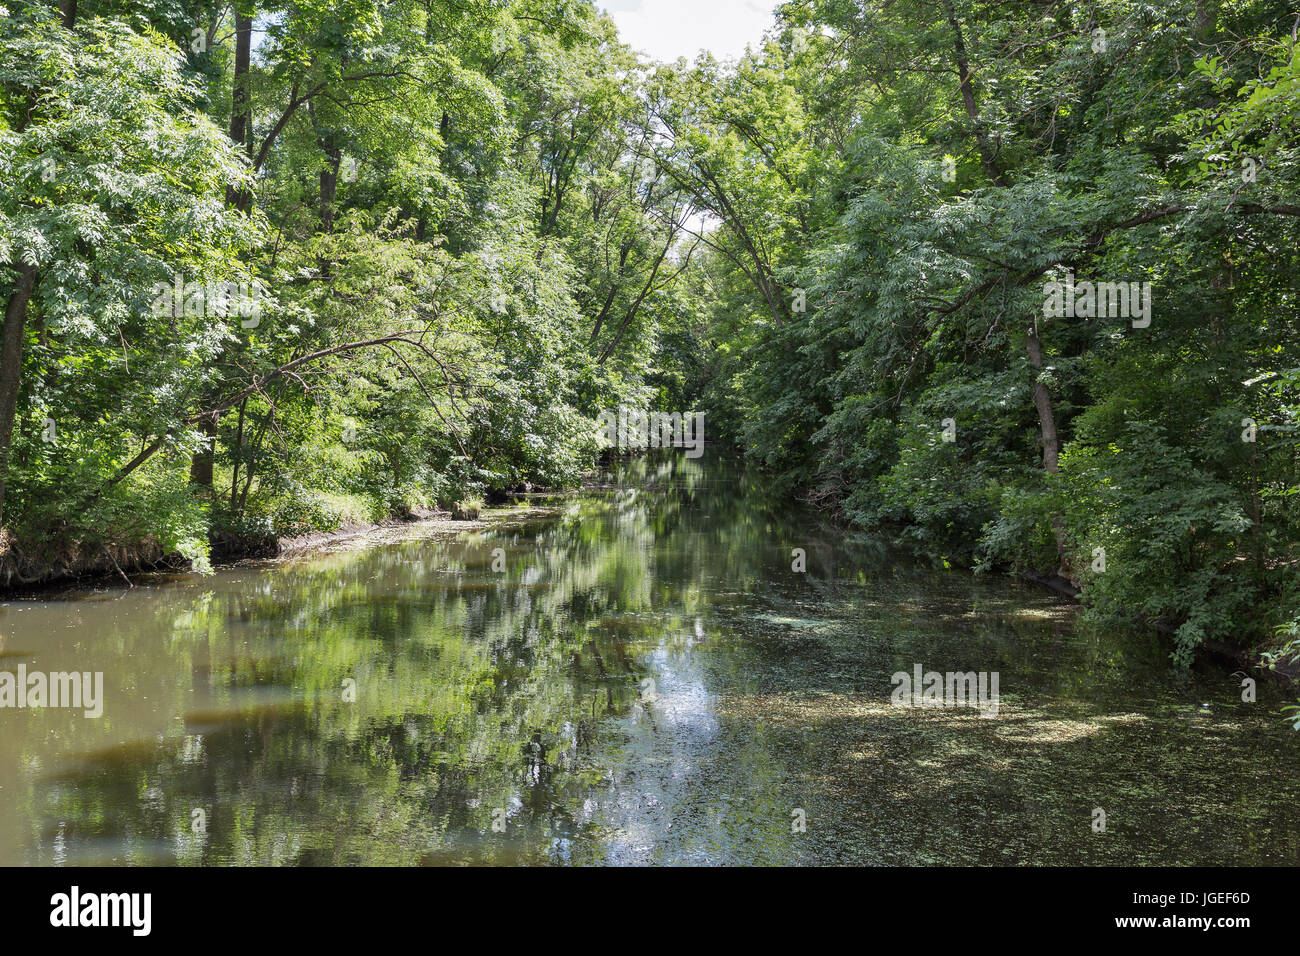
{"left": 227, "top": 12, "right": 253, "bottom": 211}
{"left": 1026, "top": 323, "right": 1072, "bottom": 577}
{"left": 58, "top": 0, "right": 77, "bottom": 29}
{"left": 192, "top": 11, "right": 251, "bottom": 491}
{"left": 1025, "top": 325, "right": 1060, "bottom": 473}
{"left": 319, "top": 145, "right": 342, "bottom": 234}
{"left": 587, "top": 285, "right": 619, "bottom": 346}
{"left": 230, "top": 398, "right": 246, "bottom": 510}
{"left": 1195, "top": 0, "right": 1219, "bottom": 41}
{"left": 0, "top": 264, "right": 37, "bottom": 529}
{"left": 316, "top": 142, "right": 342, "bottom": 278}
{"left": 944, "top": 0, "right": 1006, "bottom": 187}
{"left": 189, "top": 412, "right": 218, "bottom": 489}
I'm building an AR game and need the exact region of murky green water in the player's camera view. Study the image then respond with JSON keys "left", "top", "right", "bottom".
{"left": 1, "top": 455, "right": 1297, "bottom": 865}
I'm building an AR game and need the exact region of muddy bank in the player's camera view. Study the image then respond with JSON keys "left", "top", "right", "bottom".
{"left": 0, "top": 530, "right": 179, "bottom": 592}
{"left": 0, "top": 506, "right": 507, "bottom": 597}
{"left": 208, "top": 505, "right": 448, "bottom": 561}
{"left": 0, "top": 467, "right": 587, "bottom": 596}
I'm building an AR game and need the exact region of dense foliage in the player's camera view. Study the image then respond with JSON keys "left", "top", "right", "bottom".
{"left": 1, "top": 0, "right": 702, "bottom": 578}
{"left": 660, "top": 0, "right": 1300, "bottom": 667}
{"left": 3, "top": 0, "right": 1299, "bottom": 673}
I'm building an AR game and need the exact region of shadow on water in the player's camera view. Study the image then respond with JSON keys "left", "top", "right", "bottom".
{"left": 1, "top": 453, "right": 1297, "bottom": 865}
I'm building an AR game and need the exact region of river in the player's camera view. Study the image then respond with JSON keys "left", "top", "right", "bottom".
{"left": 1, "top": 455, "right": 1297, "bottom": 865}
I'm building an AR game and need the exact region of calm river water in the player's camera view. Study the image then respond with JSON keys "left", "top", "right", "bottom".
{"left": 1, "top": 455, "right": 1297, "bottom": 865}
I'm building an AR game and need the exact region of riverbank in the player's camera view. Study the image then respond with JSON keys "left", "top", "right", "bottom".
{"left": 0, "top": 466, "right": 589, "bottom": 597}
{"left": 0, "top": 504, "right": 532, "bottom": 598}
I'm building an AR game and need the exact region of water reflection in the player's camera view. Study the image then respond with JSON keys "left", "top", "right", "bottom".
{"left": 1, "top": 455, "right": 1297, "bottom": 865}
